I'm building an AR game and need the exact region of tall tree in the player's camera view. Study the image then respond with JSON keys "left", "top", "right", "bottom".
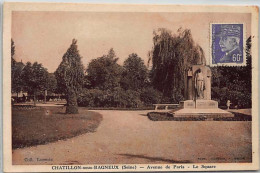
{"left": 87, "top": 48, "right": 123, "bottom": 90}
{"left": 46, "top": 73, "right": 58, "bottom": 94}
{"left": 41, "top": 73, "right": 58, "bottom": 103}
{"left": 148, "top": 28, "right": 206, "bottom": 103}
{"left": 11, "top": 39, "right": 25, "bottom": 100}
{"left": 11, "top": 38, "right": 16, "bottom": 92}
{"left": 11, "top": 39, "right": 16, "bottom": 66}
{"left": 12, "top": 61, "right": 25, "bottom": 98}
{"left": 55, "top": 39, "right": 84, "bottom": 114}
{"left": 21, "top": 62, "right": 49, "bottom": 106}
{"left": 121, "top": 53, "right": 148, "bottom": 91}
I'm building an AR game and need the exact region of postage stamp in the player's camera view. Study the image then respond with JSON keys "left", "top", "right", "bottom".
{"left": 210, "top": 23, "right": 246, "bottom": 66}
{"left": 2, "top": 2, "right": 259, "bottom": 173}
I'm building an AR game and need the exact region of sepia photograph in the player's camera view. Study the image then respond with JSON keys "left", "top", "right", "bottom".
{"left": 3, "top": 2, "right": 259, "bottom": 172}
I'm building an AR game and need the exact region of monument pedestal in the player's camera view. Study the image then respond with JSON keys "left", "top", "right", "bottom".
{"left": 179, "top": 100, "right": 218, "bottom": 109}
{"left": 171, "top": 100, "right": 234, "bottom": 118}
{"left": 164, "top": 65, "right": 234, "bottom": 119}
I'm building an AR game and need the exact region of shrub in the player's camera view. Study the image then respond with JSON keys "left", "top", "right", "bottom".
{"left": 78, "top": 88, "right": 142, "bottom": 108}
{"left": 212, "top": 87, "right": 251, "bottom": 108}
{"left": 140, "top": 87, "right": 162, "bottom": 106}
{"left": 123, "top": 90, "right": 142, "bottom": 108}
{"left": 78, "top": 89, "right": 104, "bottom": 107}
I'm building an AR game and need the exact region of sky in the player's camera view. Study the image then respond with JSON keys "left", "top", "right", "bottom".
{"left": 12, "top": 11, "right": 251, "bottom": 72}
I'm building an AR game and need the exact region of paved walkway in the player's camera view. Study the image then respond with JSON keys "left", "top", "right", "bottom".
{"left": 13, "top": 110, "right": 252, "bottom": 164}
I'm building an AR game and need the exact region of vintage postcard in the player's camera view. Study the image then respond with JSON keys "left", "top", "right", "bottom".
{"left": 3, "top": 2, "right": 259, "bottom": 172}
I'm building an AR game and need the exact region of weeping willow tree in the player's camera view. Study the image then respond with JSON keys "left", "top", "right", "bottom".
{"left": 55, "top": 39, "right": 85, "bottom": 114}
{"left": 148, "top": 28, "right": 206, "bottom": 103}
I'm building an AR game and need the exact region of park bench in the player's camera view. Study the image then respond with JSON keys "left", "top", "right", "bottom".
{"left": 153, "top": 104, "right": 179, "bottom": 110}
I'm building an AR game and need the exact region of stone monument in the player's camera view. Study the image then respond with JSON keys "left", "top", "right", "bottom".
{"left": 170, "top": 65, "right": 234, "bottom": 118}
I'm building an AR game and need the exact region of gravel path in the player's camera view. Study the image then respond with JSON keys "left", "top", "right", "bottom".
{"left": 12, "top": 110, "right": 252, "bottom": 165}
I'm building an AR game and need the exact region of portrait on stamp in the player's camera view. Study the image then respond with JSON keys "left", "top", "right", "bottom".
{"left": 211, "top": 24, "right": 245, "bottom": 66}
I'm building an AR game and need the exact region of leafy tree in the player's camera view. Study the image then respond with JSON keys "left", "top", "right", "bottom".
{"left": 140, "top": 87, "right": 162, "bottom": 106}
{"left": 21, "top": 62, "right": 49, "bottom": 106}
{"left": 11, "top": 38, "right": 16, "bottom": 91}
{"left": 149, "top": 28, "right": 205, "bottom": 103}
{"left": 245, "top": 36, "right": 252, "bottom": 89}
{"left": 12, "top": 62, "right": 25, "bottom": 92}
{"left": 46, "top": 73, "right": 57, "bottom": 94}
{"left": 11, "top": 39, "right": 25, "bottom": 100}
{"left": 55, "top": 39, "right": 85, "bottom": 114}
{"left": 40, "top": 73, "right": 58, "bottom": 103}
{"left": 11, "top": 39, "right": 16, "bottom": 66}
{"left": 87, "top": 48, "right": 123, "bottom": 90}
{"left": 11, "top": 62, "right": 25, "bottom": 100}
{"left": 120, "top": 53, "right": 148, "bottom": 91}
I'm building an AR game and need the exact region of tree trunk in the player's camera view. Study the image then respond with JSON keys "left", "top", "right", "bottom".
{"left": 66, "top": 90, "right": 78, "bottom": 114}
{"left": 44, "top": 90, "right": 47, "bottom": 104}
{"left": 16, "top": 92, "right": 19, "bottom": 103}
{"left": 33, "top": 90, "right": 36, "bottom": 106}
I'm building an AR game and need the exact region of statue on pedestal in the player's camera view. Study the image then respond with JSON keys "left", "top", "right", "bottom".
{"left": 184, "top": 65, "right": 211, "bottom": 101}
{"left": 195, "top": 69, "right": 205, "bottom": 99}
{"left": 171, "top": 64, "right": 234, "bottom": 118}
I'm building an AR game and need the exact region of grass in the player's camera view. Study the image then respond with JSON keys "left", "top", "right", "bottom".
{"left": 12, "top": 106, "right": 103, "bottom": 149}
{"left": 147, "top": 112, "right": 252, "bottom": 121}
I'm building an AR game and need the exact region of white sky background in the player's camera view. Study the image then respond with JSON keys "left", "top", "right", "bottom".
{"left": 12, "top": 11, "right": 251, "bottom": 72}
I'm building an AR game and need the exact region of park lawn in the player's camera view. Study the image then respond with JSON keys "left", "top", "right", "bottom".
{"left": 12, "top": 106, "right": 103, "bottom": 149}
